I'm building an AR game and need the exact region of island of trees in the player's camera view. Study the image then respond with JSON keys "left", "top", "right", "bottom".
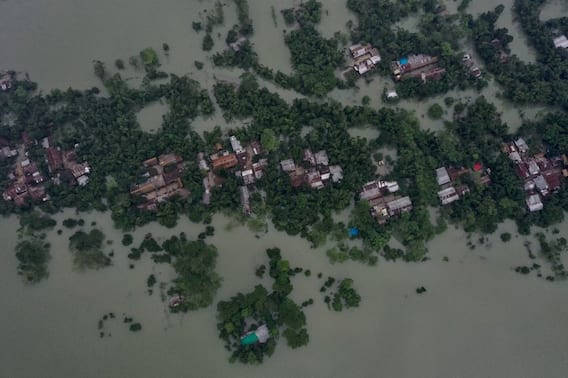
{"left": 217, "top": 248, "right": 309, "bottom": 364}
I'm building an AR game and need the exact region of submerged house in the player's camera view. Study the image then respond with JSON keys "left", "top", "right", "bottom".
{"left": 240, "top": 324, "right": 270, "bottom": 346}
{"left": 349, "top": 43, "right": 381, "bottom": 75}
{"left": 435, "top": 166, "right": 471, "bottom": 205}
{"left": 553, "top": 35, "right": 568, "bottom": 49}
{"left": 391, "top": 54, "right": 444, "bottom": 82}
{"left": 503, "top": 138, "right": 564, "bottom": 212}
{"left": 131, "top": 153, "right": 189, "bottom": 210}
{"left": 359, "top": 179, "right": 412, "bottom": 224}
{"left": 280, "top": 149, "right": 342, "bottom": 189}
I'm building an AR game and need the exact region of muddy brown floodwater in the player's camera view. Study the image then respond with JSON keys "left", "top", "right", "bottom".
{"left": 1, "top": 0, "right": 568, "bottom": 377}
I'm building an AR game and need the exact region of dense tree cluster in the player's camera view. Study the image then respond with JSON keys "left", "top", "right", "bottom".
{"left": 281, "top": 25, "right": 345, "bottom": 97}
{"left": 329, "top": 278, "right": 361, "bottom": 311}
{"left": 15, "top": 238, "right": 51, "bottom": 283}
{"left": 214, "top": 0, "right": 344, "bottom": 97}
{"left": 69, "top": 229, "right": 111, "bottom": 270}
{"left": 471, "top": 2, "right": 568, "bottom": 110}
{"left": 163, "top": 233, "right": 221, "bottom": 312}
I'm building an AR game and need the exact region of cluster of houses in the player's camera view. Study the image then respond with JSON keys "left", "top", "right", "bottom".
{"left": 391, "top": 54, "right": 445, "bottom": 82}
{"left": 348, "top": 44, "right": 381, "bottom": 75}
{"left": 2, "top": 135, "right": 91, "bottom": 206}
{"left": 280, "top": 149, "right": 343, "bottom": 190}
{"left": 198, "top": 135, "right": 267, "bottom": 214}
{"left": 435, "top": 167, "right": 470, "bottom": 205}
{"left": 43, "top": 138, "right": 91, "bottom": 187}
{"left": 461, "top": 54, "right": 481, "bottom": 78}
{"left": 347, "top": 42, "right": 446, "bottom": 83}
{"left": 503, "top": 138, "right": 565, "bottom": 212}
{"left": 359, "top": 179, "right": 413, "bottom": 224}
{"left": 2, "top": 154, "right": 49, "bottom": 206}
{"left": 130, "top": 154, "right": 189, "bottom": 211}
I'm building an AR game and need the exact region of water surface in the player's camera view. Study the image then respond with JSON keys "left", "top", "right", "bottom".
{"left": 1, "top": 0, "right": 568, "bottom": 377}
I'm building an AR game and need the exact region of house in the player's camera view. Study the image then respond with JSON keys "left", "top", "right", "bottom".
{"left": 526, "top": 194, "right": 544, "bottom": 212}
{"left": 359, "top": 178, "right": 411, "bottom": 223}
{"left": 197, "top": 152, "right": 210, "bottom": 171}
{"left": 280, "top": 159, "right": 296, "bottom": 172}
{"left": 462, "top": 54, "right": 482, "bottom": 78}
{"left": 0, "top": 146, "right": 17, "bottom": 159}
{"left": 0, "top": 74, "right": 12, "bottom": 91}
{"left": 349, "top": 44, "right": 371, "bottom": 59}
{"left": 2, "top": 152, "right": 50, "bottom": 206}
{"left": 349, "top": 44, "right": 381, "bottom": 75}
{"left": 438, "top": 187, "right": 460, "bottom": 205}
{"left": 306, "top": 169, "right": 324, "bottom": 190}
{"left": 131, "top": 153, "right": 188, "bottom": 209}
{"left": 553, "top": 35, "right": 568, "bottom": 49}
{"left": 77, "top": 175, "right": 89, "bottom": 186}
{"left": 436, "top": 167, "right": 451, "bottom": 186}
{"left": 158, "top": 153, "right": 182, "bottom": 167}
{"left": 253, "top": 159, "right": 268, "bottom": 179}
{"left": 314, "top": 150, "right": 329, "bottom": 166}
{"left": 515, "top": 138, "right": 529, "bottom": 154}
{"left": 391, "top": 54, "right": 440, "bottom": 81}
{"left": 386, "top": 90, "right": 398, "bottom": 99}
{"left": 282, "top": 150, "right": 340, "bottom": 189}
{"left": 329, "top": 165, "right": 343, "bottom": 183}
{"left": 143, "top": 157, "right": 158, "bottom": 168}
{"left": 387, "top": 196, "right": 413, "bottom": 216}
{"left": 434, "top": 166, "right": 475, "bottom": 205}
{"left": 240, "top": 186, "right": 251, "bottom": 215}
{"left": 46, "top": 147, "right": 63, "bottom": 172}
{"left": 70, "top": 163, "right": 90, "bottom": 179}
{"left": 211, "top": 153, "right": 238, "bottom": 170}
{"left": 230, "top": 37, "right": 248, "bottom": 52}
{"left": 503, "top": 139, "right": 565, "bottom": 212}
{"left": 230, "top": 136, "right": 244, "bottom": 154}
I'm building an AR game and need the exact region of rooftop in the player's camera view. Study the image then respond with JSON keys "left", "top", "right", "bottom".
{"left": 553, "top": 35, "right": 568, "bottom": 49}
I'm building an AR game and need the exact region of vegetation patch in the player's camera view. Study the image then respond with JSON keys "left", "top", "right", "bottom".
{"left": 15, "top": 238, "right": 51, "bottom": 283}
{"left": 163, "top": 233, "right": 221, "bottom": 312}
{"left": 69, "top": 229, "right": 111, "bottom": 270}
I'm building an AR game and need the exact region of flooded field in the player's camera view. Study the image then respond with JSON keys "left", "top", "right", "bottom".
{"left": 540, "top": 0, "right": 568, "bottom": 22}
{"left": 2, "top": 210, "right": 568, "bottom": 378}
{"left": 1, "top": 0, "right": 568, "bottom": 377}
{"left": 136, "top": 101, "right": 168, "bottom": 133}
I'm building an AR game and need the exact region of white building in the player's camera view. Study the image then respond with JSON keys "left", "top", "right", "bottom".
{"left": 438, "top": 187, "right": 459, "bottom": 205}
{"left": 436, "top": 167, "right": 451, "bottom": 186}
{"left": 230, "top": 136, "right": 244, "bottom": 154}
{"left": 526, "top": 194, "right": 543, "bottom": 212}
{"left": 553, "top": 35, "right": 568, "bottom": 49}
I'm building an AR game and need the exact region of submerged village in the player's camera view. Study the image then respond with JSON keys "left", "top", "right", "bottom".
{"left": 1, "top": 0, "right": 568, "bottom": 371}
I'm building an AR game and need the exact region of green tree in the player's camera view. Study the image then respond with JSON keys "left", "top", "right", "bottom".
{"left": 15, "top": 239, "right": 51, "bottom": 283}
{"left": 261, "top": 129, "right": 278, "bottom": 152}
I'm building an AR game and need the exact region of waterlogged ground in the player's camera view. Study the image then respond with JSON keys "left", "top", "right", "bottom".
{"left": 1, "top": 211, "right": 568, "bottom": 378}
{"left": 1, "top": 0, "right": 568, "bottom": 377}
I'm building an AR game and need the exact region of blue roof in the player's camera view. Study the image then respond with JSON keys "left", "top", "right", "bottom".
{"left": 349, "top": 227, "right": 359, "bottom": 237}
{"left": 399, "top": 57, "right": 408, "bottom": 65}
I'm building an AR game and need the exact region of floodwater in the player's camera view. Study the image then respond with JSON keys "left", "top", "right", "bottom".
{"left": 1, "top": 0, "right": 568, "bottom": 377}
{"left": 2, "top": 210, "right": 568, "bottom": 377}
{"left": 136, "top": 101, "right": 168, "bottom": 133}
{"left": 539, "top": 0, "right": 568, "bottom": 22}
